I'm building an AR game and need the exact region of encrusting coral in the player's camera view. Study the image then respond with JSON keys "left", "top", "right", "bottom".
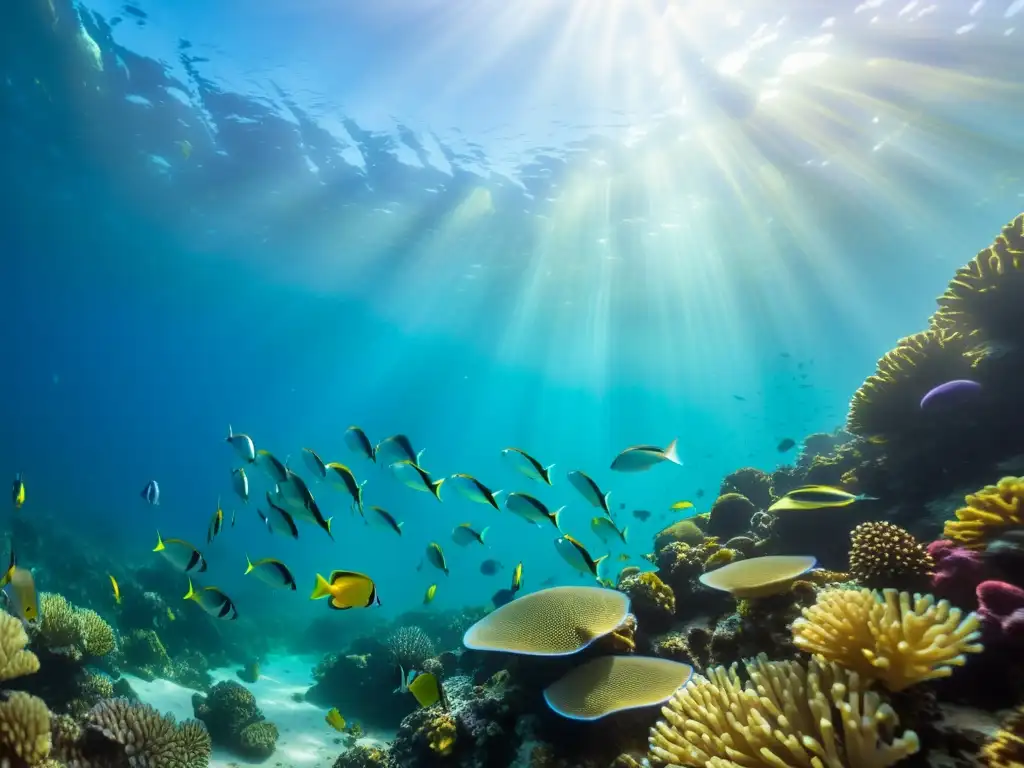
{"left": 848, "top": 521, "right": 934, "bottom": 590}
{"left": 944, "top": 476, "right": 1024, "bottom": 549}
{"left": 980, "top": 704, "right": 1024, "bottom": 767}
{"left": 425, "top": 711, "right": 457, "bottom": 756}
{"left": 647, "top": 653, "right": 920, "bottom": 767}
{"left": 792, "top": 588, "right": 983, "bottom": 691}
{"left": 616, "top": 572, "right": 675, "bottom": 628}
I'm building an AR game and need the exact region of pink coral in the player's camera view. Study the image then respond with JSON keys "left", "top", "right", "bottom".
{"left": 928, "top": 539, "right": 988, "bottom": 610}
{"left": 976, "top": 580, "right": 1024, "bottom": 647}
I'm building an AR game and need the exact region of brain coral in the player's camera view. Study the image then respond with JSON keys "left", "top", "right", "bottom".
{"left": 648, "top": 653, "right": 919, "bottom": 767}
{"left": 944, "top": 476, "right": 1024, "bottom": 549}
{"left": 931, "top": 212, "right": 1024, "bottom": 351}
{"left": 849, "top": 521, "right": 934, "bottom": 590}
{"left": 792, "top": 588, "right": 982, "bottom": 691}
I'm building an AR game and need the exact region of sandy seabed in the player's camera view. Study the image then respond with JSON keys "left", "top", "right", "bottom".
{"left": 124, "top": 653, "right": 394, "bottom": 767}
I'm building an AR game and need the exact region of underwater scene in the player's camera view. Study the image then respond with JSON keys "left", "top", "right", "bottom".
{"left": 3, "top": 0, "right": 1024, "bottom": 767}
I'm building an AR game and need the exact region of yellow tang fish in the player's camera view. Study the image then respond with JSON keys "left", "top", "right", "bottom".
{"left": 11, "top": 473, "right": 25, "bottom": 509}
{"left": 109, "top": 574, "right": 121, "bottom": 605}
{"left": 325, "top": 708, "right": 346, "bottom": 732}
{"left": 407, "top": 672, "right": 443, "bottom": 708}
{"left": 310, "top": 571, "right": 381, "bottom": 610}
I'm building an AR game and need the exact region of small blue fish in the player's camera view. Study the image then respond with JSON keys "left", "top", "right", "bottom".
{"left": 141, "top": 480, "right": 160, "bottom": 506}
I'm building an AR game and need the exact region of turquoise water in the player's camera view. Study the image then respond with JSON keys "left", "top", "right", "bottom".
{"left": 1, "top": 0, "right": 1022, "bottom": 630}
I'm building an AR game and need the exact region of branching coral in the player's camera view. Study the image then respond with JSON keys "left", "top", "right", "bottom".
{"left": 931, "top": 212, "right": 1024, "bottom": 351}
{"left": 76, "top": 609, "right": 116, "bottom": 657}
{"left": 385, "top": 626, "right": 436, "bottom": 671}
{"left": 35, "top": 593, "right": 116, "bottom": 661}
{"left": 943, "top": 476, "right": 1024, "bottom": 549}
{"left": 0, "top": 691, "right": 52, "bottom": 766}
{"left": 792, "top": 588, "right": 983, "bottom": 691}
{"left": 980, "top": 704, "right": 1024, "bottom": 767}
{"left": 846, "top": 329, "right": 971, "bottom": 439}
{"left": 74, "top": 698, "right": 211, "bottom": 768}
{"left": 848, "top": 521, "right": 934, "bottom": 590}
{"left": 648, "top": 653, "right": 919, "bottom": 767}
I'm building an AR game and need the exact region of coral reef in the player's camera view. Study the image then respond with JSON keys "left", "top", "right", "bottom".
{"left": 848, "top": 520, "right": 934, "bottom": 591}
{"left": 792, "top": 588, "right": 983, "bottom": 691}
{"left": 615, "top": 572, "right": 675, "bottom": 631}
{"left": 192, "top": 680, "right": 275, "bottom": 760}
{"left": 652, "top": 520, "right": 704, "bottom": 552}
{"left": 648, "top": 653, "right": 919, "bottom": 767}
{"left": 980, "top": 704, "right": 1024, "bottom": 768}
{"left": 719, "top": 467, "right": 773, "bottom": 511}
{"left": 944, "top": 476, "right": 1024, "bottom": 549}
{"left": 386, "top": 626, "right": 436, "bottom": 671}
{"left": 705, "top": 493, "right": 754, "bottom": 540}
{"left": 332, "top": 744, "right": 389, "bottom": 768}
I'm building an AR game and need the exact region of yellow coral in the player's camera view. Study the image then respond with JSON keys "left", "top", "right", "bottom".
{"left": 703, "top": 548, "right": 738, "bottom": 571}
{"left": 0, "top": 613, "right": 40, "bottom": 681}
{"left": 648, "top": 653, "right": 919, "bottom": 768}
{"left": 0, "top": 691, "right": 52, "bottom": 766}
{"left": 792, "top": 588, "right": 982, "bottom": 692}
{"left": 425, "top": 712, "right": 456, "bottom": 756}
{"left": 38, "top": 593, "right": 85, "bottom": 651}
{"left": 981, "top": 705, "right": 1024, "bottom": 768}
{"left": 944, "top": 476, "right": 1024, "bottom": 549}
{"left": 76, "top": 608, "right": 116, "bottom": 657}
{"left": 931, "top": 212, "right": 1024, "bottom": 347}
{"left": 617, "top": 572, "right": 676, "bottom": 619}
{"left": 654, "top": 520, "right": 704, "bottom": 550}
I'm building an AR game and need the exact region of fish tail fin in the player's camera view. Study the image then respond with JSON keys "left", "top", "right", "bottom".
{"left": 183, "top": 578, "right": 197, "bottom": 601}
{"left": 227, "top": 424, "right": 233, "bottom": 440}
{"left": 153, "top": 531, "right": 164, "bottom": 552}
{"left": 621, "top": 526, "right": 629, "bottom": 544}
{"left": 544, "top": 464, "right": 556, "bottom": 485}
{"left": 859, "top": 494, "right": 880, "bottom": 502}
{"left": 310, "top": 573, "right": 332, "bottom": 600}
{"left": 479, "top": 526, "right": 490, "bottom": 543}
{"left": 431, "top": 477, "right": 445, "bottom": 502}
{"left": 663, "top": 438, "right": 682, "bottom": 465}
{"left": 326, "top": 516, "right": 334, "bottom": 535}
{"left": 416, "top": 449, "right": 426, "bottom": 465}
{"left": 552, "top": 506, "right": 566, "bottom": 531}
{"left": 244, "top": 554, "right": 254, "bottom": 575}
{"left": 604, "top": 490, "right": 612, "bottom": 508}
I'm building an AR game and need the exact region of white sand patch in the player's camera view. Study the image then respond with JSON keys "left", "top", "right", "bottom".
{"left": 123, "top": 653, "right": 394, "bottom": 767}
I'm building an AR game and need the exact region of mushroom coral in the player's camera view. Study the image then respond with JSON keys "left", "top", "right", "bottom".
{"left": 931, "top": 212, "right": 1024, "bottom": 358}
{"left": 792, "top": 588, "right": 982, "bottom": 692}
{"left": 845, "top": 329, "right": 972, "bottom": 439}
{"left": 647, "top": 653, "right": 919, "bottom": 768}
{"left": 943, "top": 476, "right": 1024, "bottom": 549}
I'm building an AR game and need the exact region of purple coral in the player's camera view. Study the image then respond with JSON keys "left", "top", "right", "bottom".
{"left": 928, "top": 539, "right": 988, "bottom": 610}
{"left": 977, "top": 580, "right": 1024, "bottom": 647}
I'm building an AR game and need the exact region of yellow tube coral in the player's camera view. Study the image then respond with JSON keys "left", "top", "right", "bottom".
{"left": 792, "top": 588, "right": 982, "bottom": 692}
{"left": 943, "top": 476, "right": 1024, "bottom": 549}
{"left": 647, "top": 653, "right": 919, "bottom": 768}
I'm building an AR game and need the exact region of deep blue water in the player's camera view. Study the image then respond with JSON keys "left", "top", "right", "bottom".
{"left": 1, "top": 0, "right": 1022, "bottom": 626}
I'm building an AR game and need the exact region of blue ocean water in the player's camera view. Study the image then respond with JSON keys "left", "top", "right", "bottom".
{"left": 1, "top": 0, "right": 1022, "bottom": 634}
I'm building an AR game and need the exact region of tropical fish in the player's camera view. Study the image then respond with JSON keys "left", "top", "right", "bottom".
{"left": 9, "top": 567, "right": 38, "bottom": 623}
{"left": 768, "top": 485, "right": 878, "bottom": 513}
{"left": 344, "top": 427, "right": 376, "bottom": 462}
{"left": 394, "top": 666, "right": 416, "bottom": 694}
{"left": 590, "top": 516, "right": 628, "bottom": 545}
{"left": 480, "top": 559, "right": 503, "bottom": 576}
{"left": 610, "top": 439, "right": 681, "bottom": 472}
{"left": 451, "top": 523, "right": 488, "bottom": 547}
{"left": 777, "top": 438, "right": 796, "bottom": 453}
{"left": 108, "top": 573, "right": 120, "bottom": 605}
{"left": 231, "top": 509, "right": 236, "bottom": 527}
{"left": 226, "top": 425, "right": 256, "bottom": 463}
{"left": 325, "top": 463, "right": 366, "bottom": 516}
{"left": 376, "top": 434, "right": 425, "bottom": 466}
{"left": 367, "top": 506, "right": 403, "bottom": 536}
{"left": 407, "top": 672, "right": 443, "bottom": 708}
{"left": 501, "top": 447, "right": 554, "bottom": 485}
{"left": 632, "top": 509, "right": 651, "bottom": 521}
{"left": 449, "top": 474, "right": 502, "bottom": 510}
{"left": 325, "top": 708, "right": 346, "bottom": 732}
{"left": 510, "top": 561, "right": 523, "bottom": 593}
{"left": 232, "top": 468, "right": 249, "bottom": 503}
{"left": 183, "top": 578, "right": 238, "bottom": 620}
{"left": 176, "top": 139, "right": 192, "bottom": 159}
{"left": 166, "top": 607, "right": 176, "bottom": 621}
{"left": 277, "top": 472, "right": 333, "bottom": 538}
{"left": 424, "top": 584, "right": 437, "bottom": 604}
{"left": 0, "top": 547, "right": 16, "bottom": 590}
{"left": 237, "top": 661, "right": 260, "bottom": 684}
{"left": 11, "top": 474, "right": 25, "bottom": 509}
{"left": 256, "top": 449, "right": 289, "bottom": 484}
{"left": 390, "top": 461, "right": 444, "bottom": 501}
{"left": 153, "top": 532, "right": 207, "bottom": 573}
{"left": 244, "top": 555, "right": 297, "bottom": 590}
{"left": 258, "top": 499, "right": 300, "bottom": 539}
{"left": 140, "top": 480, "right": 160, "bottom": 506}
{"left": 505, "top": 493, "right": 563, "bottom": 529}
{"left": 311, "top": 570, "right": 381, "bottom": 610}
{"left": 491, "top": 588, "right": 516, "bottom": 608}
{"left": 554, "top": 535, "right": 607, "bottom": 578}
{"left": 302, "top": 448, "right": 328, "bottom": 480}
{"left": 567, "top": 471, "right": 611, "bottom": 515}
{"left": 670, "top": 501, "right": 694, "bottom": 512}
{"left": 207, "top": 497, "right": 224, "bottom": 544}
{"left": 426, "top": 542, "right": 449, "bottom": 576}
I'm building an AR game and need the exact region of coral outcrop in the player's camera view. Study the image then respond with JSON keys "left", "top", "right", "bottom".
{"left": 848, "top": 520, "right": 934, "bottom": 590}
{"left": 192, "top": 680, "right": 276, "bottom": 760}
